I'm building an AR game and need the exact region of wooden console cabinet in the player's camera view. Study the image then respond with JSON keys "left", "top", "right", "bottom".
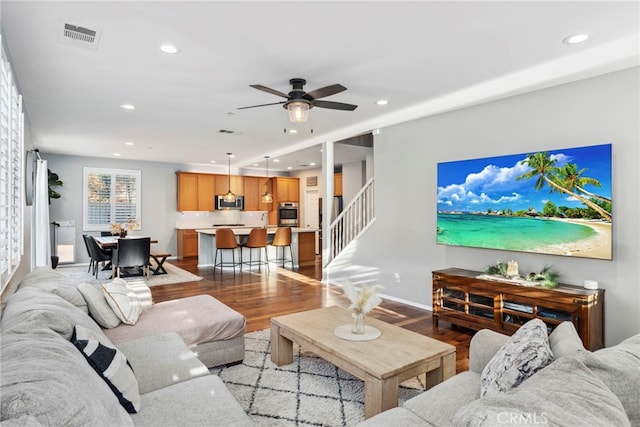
{"left": 432, "top": 267, "right": 604, "bottom": 350}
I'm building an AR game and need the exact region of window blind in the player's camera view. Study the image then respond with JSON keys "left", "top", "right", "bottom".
{"left": 0, "top": 38, "right": 25, "bottom": 290}
{"left": 83, "top": 168, "right": 141, "bottom": 231}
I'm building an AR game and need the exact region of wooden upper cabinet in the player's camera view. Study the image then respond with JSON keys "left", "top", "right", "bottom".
{"left": 334, "top": 173, "right": 343, "bottom": 197}
{"left": 215, "top": 175, "right": 244, "bottom": 196}
{"left": 177, "top": 172, "right": 199, "bottom": 211}
{"left": 244, "top": 177, "right": 274, "bottom": 211}
{"left": 243, "top": 177, "right": 259, "bottom": 211}
{"left": 177, "top": 172, "right": 216, "bottom": 211}
{"left": 274, "top": 177, "right": 299, "bottom": 202}
{"left": 196, "top": 174, "right": 216, "bottom": 211}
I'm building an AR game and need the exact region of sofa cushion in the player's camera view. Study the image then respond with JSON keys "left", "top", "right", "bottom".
{"left": 453, "top": 356, "right": 630, "bottom": 426}
{"left": 77, "top": 282, "right": 121, "bottom": 328}
{"left": 102, "top": 279, "right": 142, "bottom": 325}
{"left": 549, "top": 321, "right": 584, "bottom": 358}
{"left": 130, "top": 375, "right": 252, "bottom": 426}
{"left": 402, "top": 370, "right": 480, "bottom": 426}
{"left": 117, "top": 332, "right": 210, "bottom": 394}
{"left": 0, "top": 286, "right": 103, "bottom": 340}
{"left": 16, "top": 267, "right": 88, "bottom": 314}
{"left": 71, "top": 324, "right": 140, "bottom": 413}
{"left": 0, "top": 326, "right": 133, "bottom": 426}
{"left": 103, "top": 295, "right": 246, "bottom": 346}
{"left": 356, "top": 407, "right": 433, "bottom": 427}
{"left": 481, "top": 318, "right": 553, "bottom": 397}
{"left": 579, "top": 334, "right": 640, "bottom": 426}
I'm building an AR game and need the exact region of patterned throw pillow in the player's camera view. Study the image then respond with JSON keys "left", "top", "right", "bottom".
{"left": 481, "top": 318, "right": 554, "bottom": 397}
{"left": 102, "top": 279, "right": 142, "bottom": 325}
{"left": 71, "top": 324, "right": 140, "bottom": 413}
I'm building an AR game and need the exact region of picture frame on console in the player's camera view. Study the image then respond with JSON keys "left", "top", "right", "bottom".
{"left": 436, "top": 143, "right": 612, "bottom": 260}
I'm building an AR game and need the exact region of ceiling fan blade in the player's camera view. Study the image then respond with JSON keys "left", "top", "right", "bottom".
{"left": 303, "top": 84, "right": 346, "bottom": 100}
{"left": 237, "top": 101, "right": 286, "bottom": 110}
{"left": 313, "top": 100, "right": 358, "bottom": 111}
{"left": 250, "top": 84, "right": 289, "bottom": 98}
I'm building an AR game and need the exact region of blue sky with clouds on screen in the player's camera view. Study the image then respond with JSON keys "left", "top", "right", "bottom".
{"left": 437, "top": 144, "right": 612, "bottom": 213}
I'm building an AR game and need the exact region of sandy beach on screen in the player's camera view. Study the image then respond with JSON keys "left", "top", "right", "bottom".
{"left": 537, "top": 218, "right": 612, "bottom": 259}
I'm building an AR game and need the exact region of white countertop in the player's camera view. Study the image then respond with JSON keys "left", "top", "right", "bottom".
{"left": 196, "top": 227, "right": 318, "bottom": 235}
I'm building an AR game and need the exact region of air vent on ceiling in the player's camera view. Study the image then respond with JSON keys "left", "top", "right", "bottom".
{"left": 219, "top": 129, "right": 235, "bottom": 134}
{"left": 58, "top": 21, "right": 102, "bottom": 50}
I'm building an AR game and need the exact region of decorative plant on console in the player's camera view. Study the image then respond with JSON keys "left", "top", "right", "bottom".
{"left": 342, "top": 281, "right": 384, "bottom": 334}
{"left": 484, "top": 261, "right": 559, "bottom": 288}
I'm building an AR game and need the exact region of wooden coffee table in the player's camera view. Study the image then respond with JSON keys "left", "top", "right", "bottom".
{"left": 270, "top": 306, "right": 456, "bottom": 418}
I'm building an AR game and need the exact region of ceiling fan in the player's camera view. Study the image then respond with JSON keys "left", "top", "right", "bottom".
{"left": 238, "top": 78, "right": 357, "bottom": 123}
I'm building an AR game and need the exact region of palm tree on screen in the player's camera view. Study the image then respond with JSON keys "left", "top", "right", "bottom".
{"left": 516, "top": 152, "right": 611, "bottom": 222}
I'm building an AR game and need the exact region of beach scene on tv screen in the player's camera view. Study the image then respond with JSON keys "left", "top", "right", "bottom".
{"left": 437, "top": 144, "right": 612, "bottom": 260}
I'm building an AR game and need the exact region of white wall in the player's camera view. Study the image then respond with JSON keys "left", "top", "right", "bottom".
{"left": 328, "top": 67, "right": 640, "bottom": 346}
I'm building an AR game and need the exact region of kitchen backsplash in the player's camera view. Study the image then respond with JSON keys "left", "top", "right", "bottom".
{"left": 175, "top": 211, "right": 268, "bottom": 229}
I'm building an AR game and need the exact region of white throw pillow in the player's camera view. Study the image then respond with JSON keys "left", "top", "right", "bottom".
{"left": 77, "top": 282, "right": 121, "bottom": 328}
{"left": 71, "top": 324, "right": 140, "bottom": 413}
{"left": 102, "top": 279, "right": 142, "bottom": 325}
{"left": 481, "top": 318, "right": 554, "bottom": 397}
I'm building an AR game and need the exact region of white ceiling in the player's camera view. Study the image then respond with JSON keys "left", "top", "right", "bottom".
{"left": 1, "top": 1, "right": 638, "bottom": 172}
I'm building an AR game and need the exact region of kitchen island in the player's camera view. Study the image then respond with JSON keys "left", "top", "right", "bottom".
{"left": 196, "top": 227, "right": 317, "bottom": 269}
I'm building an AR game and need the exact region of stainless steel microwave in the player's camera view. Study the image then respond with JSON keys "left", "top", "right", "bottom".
{"left": 215, "top": 195, "right": 244, "bottom": 210}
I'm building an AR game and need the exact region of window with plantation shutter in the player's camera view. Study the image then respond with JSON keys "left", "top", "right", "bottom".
{"left": 83, "top": 167, "right": 141, "bottom": 231}
{"left": 1, "top": 37, "right": 25, "bottom": 291}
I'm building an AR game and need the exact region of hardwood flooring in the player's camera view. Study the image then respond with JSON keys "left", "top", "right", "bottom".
{"left": 152, "top": 257, "right": 475, "bottom": 373}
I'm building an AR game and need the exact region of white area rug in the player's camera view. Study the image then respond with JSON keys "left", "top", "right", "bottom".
{"left": 57, "top": 262, "right": 203, "bottom": 287}
{"left": 211, "top": 329, "right": 425, "bottom": 426}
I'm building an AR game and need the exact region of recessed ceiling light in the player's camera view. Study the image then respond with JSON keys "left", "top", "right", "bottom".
{"left": 160, "top": 44, "right": 180, "bottom": 54}
{"left": 376, "top": 99, "right": 388, "bottom": 105}
{"left": 288, "top": 129, "right": 298, "bottom": 134}
{"left": 287, "top": 166, "right": 293, "bottom": 170}
{"left": 252, "top": 163, "right": 259, "bottom": 167}
{"left": 124, "top": 141, "right": 134, "bottom": 146}
{"left": 563, "top": 33, "right": 589, "bottom": 44}
{"left": 210, "top": 160, "right": 217, "bottom": 164}
{"left": 120, "top": 104, "right": 135, "bottom": 110}
{"left": 113, "top": 153, "right": 121, "bottom": 157}
{"left": 273, "top": 159, "right": 280, "bottom": 162}
{"left": 310, "top": 162, "right": 316, "bottom": 166}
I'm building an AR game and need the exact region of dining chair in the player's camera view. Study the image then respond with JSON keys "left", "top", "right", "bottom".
{"left": 111, "top": 237, "right": 151, "bottom": 279}
{"left": 240, "top": 228, "right": 269, "bottom": 272}
{"left": 270, "top": 227, "right": 294, "bottom": 269}
{"left": 82, "top": 234, "right": 94, "bottom": 273}
{"left": 214, "top": 228, "right": 241, "bottom": 275}
{"left": 86, "top": 235, "right": 113, "bottom": 279}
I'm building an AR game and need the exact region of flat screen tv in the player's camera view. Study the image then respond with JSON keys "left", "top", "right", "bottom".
{"left": 437, "top": 143, "right": 612, "bottom": 260}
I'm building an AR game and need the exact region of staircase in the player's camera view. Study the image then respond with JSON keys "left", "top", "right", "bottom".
{"left": 325, "top": 178, "right": 375, "bottom": 266}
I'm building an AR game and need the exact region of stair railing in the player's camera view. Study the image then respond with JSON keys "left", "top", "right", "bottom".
{"left": 326, "top": 178, "right": 375, "bottom": 265}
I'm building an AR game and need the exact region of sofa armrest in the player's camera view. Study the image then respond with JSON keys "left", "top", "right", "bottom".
{"left": 468, "top": 329, "right": 509, "bottom": 373}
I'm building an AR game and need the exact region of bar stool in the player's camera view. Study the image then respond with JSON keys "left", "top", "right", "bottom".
{"left": 214, "top": 228, "right": 240, "bottom": 275}
{"left": 240, "top": 228, "right": 269, "bottom": 272}
{"left": 271, "top": 227, "right": 294, "bottom": 269}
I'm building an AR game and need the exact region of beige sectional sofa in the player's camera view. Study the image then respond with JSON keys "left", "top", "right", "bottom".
{"left": 0, "top": 268, "right": 251, "bottom": 426}
{"left": 358, "top": 322, "right": 640, "bottom": 426}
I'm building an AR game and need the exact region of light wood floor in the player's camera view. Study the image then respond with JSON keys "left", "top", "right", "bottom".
{"left": 152, "top": 257, "right": 475, "bottom": 373}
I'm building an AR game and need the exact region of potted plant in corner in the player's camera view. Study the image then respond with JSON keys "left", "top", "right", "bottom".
{"left": 48, "top": 169, "right": 63, "bottom": 268}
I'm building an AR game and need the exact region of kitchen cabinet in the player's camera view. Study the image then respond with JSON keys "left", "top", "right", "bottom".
{"left": 274, "top": 177, "right": 299, "bottom": 202}
{"left": 215, "top": 174, "right": 244, "bottom": 196}
{"left": 334, "top": 173, "right": 343, "bottom": 196}
{"left": 177, "top": 172, "right": 216, "bottom": 211}
{"left": 177, "top": 229, "right": 199, "bottom": 259}
{"left": 244, "top": 177, "right": 272, "bottom": 211}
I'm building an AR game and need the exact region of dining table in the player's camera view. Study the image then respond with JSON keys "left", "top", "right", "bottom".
{"left": 94, "top": 235, "right": 166, "bottom": 276}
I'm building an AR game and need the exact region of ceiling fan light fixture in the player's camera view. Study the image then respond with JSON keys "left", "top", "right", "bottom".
{"left": 222, "top": 152, "right": 236, "bottom": 202}
{"left": 287, "top": 101, "right": 310, "bottom": 123}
